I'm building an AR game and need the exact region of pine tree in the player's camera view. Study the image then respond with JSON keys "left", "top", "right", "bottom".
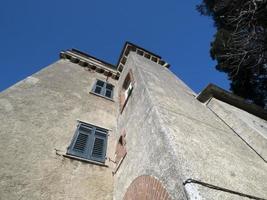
{"left": 197, "top": 0, "right": 267, "bottom": 109}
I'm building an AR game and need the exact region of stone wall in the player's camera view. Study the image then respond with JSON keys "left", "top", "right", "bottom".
{"left": 113, "top": 52, "right": 267, "bottom": 200}
{"left": 114, "top": 52, "right": 188, "bottom": 200}
{"left": 0, "top": 59, "right": 117, "bottom": 200}
{"left": 1, "top": 50, "right": 267, "bottom": 200}
{"left": 207, "top": 98, "right": 267, "bottom": 161}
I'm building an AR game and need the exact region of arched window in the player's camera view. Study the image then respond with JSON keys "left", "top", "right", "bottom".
{"left": 120, "top": 70, "right": 134, "bottom": 113}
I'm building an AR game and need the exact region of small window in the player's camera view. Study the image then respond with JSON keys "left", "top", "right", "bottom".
{"left": 92, "top": 80, "right": 114, "bottom": 99}
{"left": 120, "top": 70, "right": 134, "bottom": 112}
{"left": 67, "top": 122, "right": 108, "bottom": 163}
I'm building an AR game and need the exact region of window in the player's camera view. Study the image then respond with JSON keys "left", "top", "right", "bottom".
{"left": 120, "top": 70, "right": 134, "bottom": 112}
{"left": 67, "top": 122, "right": 108, "bottom": 163}
{"left": 124, "top": 82, "right": 133, "bottom": 101}
{"left": 92, "top": 80, "right": 114, "bottom": 99}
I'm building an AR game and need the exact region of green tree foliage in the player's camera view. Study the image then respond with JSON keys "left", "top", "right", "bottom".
{"left": 197, "top": 0, "right": 267, "bottom": 109}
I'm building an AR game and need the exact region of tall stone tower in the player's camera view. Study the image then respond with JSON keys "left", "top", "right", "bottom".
{"left": 0, "top": 42, "right": 267, "bottom": 200}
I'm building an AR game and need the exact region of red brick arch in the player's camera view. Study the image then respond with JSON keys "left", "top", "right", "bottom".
{"left": 123, "top": 175, "right": 171, "bottom": 200}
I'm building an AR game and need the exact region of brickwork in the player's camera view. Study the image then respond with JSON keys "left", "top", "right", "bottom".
{"left": 123, "top": 175, "right": 171, "bottom": 200}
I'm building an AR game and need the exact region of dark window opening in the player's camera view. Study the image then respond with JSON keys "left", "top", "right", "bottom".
{"left": 96, "top": 80, "right": 104, "bottom": 87}
{"left": 105, "top": 90, "right": 112, "bottom": 98}
{"left": 92, "top": 80, "right": 114, "bottom": 99}
{"left": 95, "top": 86, "right": 102, "bottom": 94}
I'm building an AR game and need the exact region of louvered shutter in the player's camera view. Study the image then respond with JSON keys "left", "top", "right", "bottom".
{"left": 67, "top": 124, "right": 92, "bottom": 159}
{"left": 90, "top": 129, "right": 107, "bottom": 162}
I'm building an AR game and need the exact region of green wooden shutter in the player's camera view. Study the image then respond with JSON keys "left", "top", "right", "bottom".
{"left": 68, "top": 123, "right": 108, "bottom": 163}
{"left": 91, "top": 129, "right": 107, "bottom": 163}
{"left": 67, "top": 124, "right": 92, "bottom": 159}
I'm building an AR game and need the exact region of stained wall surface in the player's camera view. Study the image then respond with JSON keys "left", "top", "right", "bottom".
{"left": 0, "top": 59, "right": 117, "bottom": 200}
{"left": 114, "top": 52, "right": 267, "bottom": 200}
{"left": 207, "top": 98, "right": 267, "bottom": 161}
{"left": 1, "top": 50, "right": 267, "bottom": 200}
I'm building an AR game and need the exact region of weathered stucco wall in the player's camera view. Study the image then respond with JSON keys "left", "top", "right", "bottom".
{"left": 207, "top": 98, "right": 267, "bottom": 162}
{"left": 114, "top": 53, "right": 189, "bottom": 200}
{"left": 114, "top": 52, "right": 267, "bottom": 200}
{"left": 1, "top": 49, "right": 267, "bottom": 200}
{"left": 0, "top": 59, "right": 117, "bottom": 200}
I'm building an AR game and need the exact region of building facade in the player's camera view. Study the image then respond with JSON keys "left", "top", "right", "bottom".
{"left": 0, "top": 42, "right": 267, "bottom": 200}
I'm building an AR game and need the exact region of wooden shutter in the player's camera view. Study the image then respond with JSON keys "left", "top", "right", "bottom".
{"left": 73, "top": 133, "right": 88, "bottom": 152}
{"left": 67, "top": 124, "right": 92, "bottom": 159}
{"left": 91, "top": 129, "right": 107, "bottom": 162}
{"left": 67, "top": 123, "right": 108, "bottom": 163}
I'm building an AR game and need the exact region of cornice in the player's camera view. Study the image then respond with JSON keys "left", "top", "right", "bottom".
{"left": 60, "top": 50, "right": 120, "bottom": 80}
{"left": 117, "top": 42, "right": 170, "bottom": 73}
{"left": 59, "top": 42, "right": 170, "bottom": 80}
{"left": 197, "top": 84, "right": 267, "bottom": 120}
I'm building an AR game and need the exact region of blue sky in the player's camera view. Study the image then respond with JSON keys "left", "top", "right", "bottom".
{"left": 0, "top": 0, "right": 229, "bottom": 93}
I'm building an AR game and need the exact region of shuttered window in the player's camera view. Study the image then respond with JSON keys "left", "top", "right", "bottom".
{"left": 92, "top": 80, "right": 114, "bottom": 99}
{"left": 67, "top": 122, "right": 108, "bottom": 163}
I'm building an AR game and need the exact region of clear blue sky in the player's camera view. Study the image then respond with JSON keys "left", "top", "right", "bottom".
{"left": 0, "top": 0, "right": 229, "bottom": 93}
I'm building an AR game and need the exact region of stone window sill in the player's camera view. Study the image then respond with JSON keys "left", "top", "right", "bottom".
{"left": 90, "top": 91, "right": 114, "bottom": 102}
{"left": 63, "top": 154, "right": 109, "bottom": 167}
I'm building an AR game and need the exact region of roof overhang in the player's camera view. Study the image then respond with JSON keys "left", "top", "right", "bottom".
{"left": 59, "top": 42, "right": 169, "bottom": 80}
{"left": 197, "top": 84, "right": 267, "bottom": 120}
{"left": 116, "top": 42, "right": 170, "bottom": 72}
{"left": 60, "top": 49, "right": 120, "bottom": 80}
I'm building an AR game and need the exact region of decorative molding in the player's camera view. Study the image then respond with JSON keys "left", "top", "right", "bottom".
{"left": 60, "top": 50, "right": 120, "bottom": 80}
{"left": 59, "top": 42, "right": 169, "bottom": 80}
{"left": 117, "top": 42, "right": 170, "bottom": 73}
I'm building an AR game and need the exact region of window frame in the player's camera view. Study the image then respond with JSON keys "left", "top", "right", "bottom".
{"left": 120, "top": 70, "right": 134, "bottom": 113}
{"left": 67, "top": 122, "right": 108, "bottom": 164}
{"left": 91, "top": 79, "right": 114, "bottom": 100}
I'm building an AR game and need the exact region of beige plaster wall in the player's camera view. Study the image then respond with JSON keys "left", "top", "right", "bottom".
{"left": 0, "top": 59, "right": 118, "bottom": 200}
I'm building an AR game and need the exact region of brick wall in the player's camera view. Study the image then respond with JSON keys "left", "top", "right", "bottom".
{"left": 123, "top": 175, "right": 171, "bottom": 200}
